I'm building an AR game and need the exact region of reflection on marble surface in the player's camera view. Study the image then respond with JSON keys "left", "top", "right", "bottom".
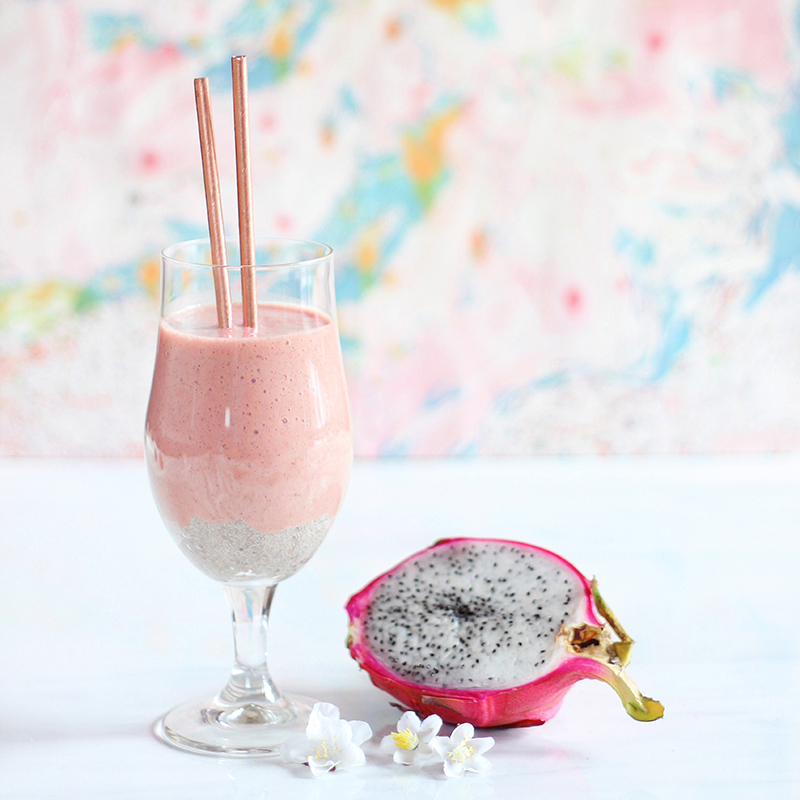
{"left": 1, "top": 456, "right": 798, "bottom": 798}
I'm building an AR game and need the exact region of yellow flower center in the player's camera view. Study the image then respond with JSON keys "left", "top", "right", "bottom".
{"left": 391, "top": 728, "right": 420, "bottom": 751}
{"left": 447, "top": 740, "right": 476, "bottom": 764}
{"left": 309, "top": 736, "right": 336, "bottom": 761}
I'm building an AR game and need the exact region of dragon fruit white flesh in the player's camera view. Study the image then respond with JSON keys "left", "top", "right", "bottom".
{"left": 346, "top": 538, "right": 663, "bottom": 728}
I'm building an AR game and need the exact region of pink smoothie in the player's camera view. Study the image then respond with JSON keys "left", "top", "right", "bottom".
{"left": 145, "top": 303, "right": 352, "bottom": 580}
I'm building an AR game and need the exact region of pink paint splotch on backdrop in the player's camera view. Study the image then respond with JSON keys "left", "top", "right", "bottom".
{"left": 635, "top": 0, "right": 791, "bottom": 89}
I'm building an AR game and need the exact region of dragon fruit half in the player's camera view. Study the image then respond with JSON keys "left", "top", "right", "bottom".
{"left": 346, "top": 538, "right": 663, "bottom": 728}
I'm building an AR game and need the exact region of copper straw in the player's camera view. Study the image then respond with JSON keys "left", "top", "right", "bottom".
{"left": 194, "top": 77, "right": 233, "bottom": 329}
{"left": 232, "top": 55, "right": 258, "bottom": 329}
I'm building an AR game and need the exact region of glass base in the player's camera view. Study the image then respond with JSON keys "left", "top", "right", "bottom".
{"left": 155, "top": 693, "right": 314, "bottom": 757}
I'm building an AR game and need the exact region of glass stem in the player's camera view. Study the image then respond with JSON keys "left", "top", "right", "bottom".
{"left": 219, "top": 584, "right": 281, "bottom": 705}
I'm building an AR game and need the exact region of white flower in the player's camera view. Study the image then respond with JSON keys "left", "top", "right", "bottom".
{"left": 280, "top": 702, "right": 372, "bottom": 776}
{"left": 380, "top": 711, "right": 443, "bottom": 765}
{"left": 431, "top": 723, "right": 494, "bottom": 778}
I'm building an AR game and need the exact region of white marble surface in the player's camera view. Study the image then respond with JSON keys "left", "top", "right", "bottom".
{"left": 1, "top": 455, "right": 798, "bottom": 799}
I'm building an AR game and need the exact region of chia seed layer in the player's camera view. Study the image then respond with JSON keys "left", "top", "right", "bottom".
{"left": 175, "top": 513, "right": 331, "bottom": 583}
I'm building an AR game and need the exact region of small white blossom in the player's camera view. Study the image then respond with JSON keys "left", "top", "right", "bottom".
{"left": 280, "top": 702, "right": 372, "bottom": 776}
{"left": 431, "top": 723, "right": 494, "bottom": 778}
{"left": 380, "top": 711, "right": 443, "bottom": 765}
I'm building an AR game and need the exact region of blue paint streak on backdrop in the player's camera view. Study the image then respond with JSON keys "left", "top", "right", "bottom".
{"left": 711, "top": 68, "right": 757, "bottom": 101}
{"left": 317, "top": 96, "right": 461, "bottom": 304}
{"left": 779, "top": 96, "right": 800, "bottom": 173}
{"left": 339, "top": 86, "right": 359, "bottom": 115}
{"left": 745, "top": 204, "right": 800, "bottom": 308}
{"left": 167, "top": 220, "right": 206, "bottom": 243}
{"left": 763, "top": 10, "right": 800, "bottom": 305}
{"left": 615, "top": 229, "right": 655, "bottom": 268}
{"left": 88, "top": 2, "right": 332, "bottom": 91}
{"left": 494, "top": 372, "right": 568, "bottom": 415}
{"left": 316, "top": 153, "right": 425, "bottom": 303}
{"left": 379, "top": 439, "right": 411, "bottom": 457}
{"left": 458, "top": 2, "right": 498, "bottom": 38}
{"left": 650, "top": 295, "right": 691, "bottom": 382}
{"left": 88, "top": 13, "right": 148, "bottom": 49}
{"left": 208, "top": 0, "right": 332, "bottom": 91}
{"left": 423, "top": 385, "right": 462, "bottom": 410}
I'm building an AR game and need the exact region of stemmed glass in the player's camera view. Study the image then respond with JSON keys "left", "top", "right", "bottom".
{"left": 145, "top": 237, "right": 352, "bottom": 756}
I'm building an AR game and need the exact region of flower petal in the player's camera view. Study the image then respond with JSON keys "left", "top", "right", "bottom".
{"left": 418, "top": 714, "right": 443, "bottom": 740}
{"left": 393, "top": 748, "right": 418, "bottom": 766}
{"left": 349, "top": 720, "right": 373, "bottom": 747}
{"left": 470, "top": 736, "right": 495, "bottom": 756}
{"left": 313, "top": 702, "right": 341, "bottom": 721}
{"left": 380, "top": 734, "right": 397, "bottom": 755}
{"left": 397, "top": 711, "right": 422, "bottom": 734}
{"left": 337, "top": 744, "right": 366, "bottom": 771}
{"left": 443, "top": 758, "right": 466, "bottom": 778}
{"left": 466, "top": 755, "right": 492, "bottom": 774}
{"left": 431, "top": 736, "right": 450, "bottom": 760}
{"left": 307, "top": 705, "right": 338, "bottom": 741}
{"left": 332, "top": 718, "right": 353, "bottom": 750}
{"left": 416, "top": 741, "right": 439, "bottom": 763}
{"left": 450, "top": 723, "right": 474, "bottom": 746}
{"left": 308, "top": 757, "right": 337, "bottom": 777}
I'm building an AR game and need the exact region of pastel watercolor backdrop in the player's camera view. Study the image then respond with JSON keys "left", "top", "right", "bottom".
{"left": 1, "top": 0, "right": 799, "bottom": 456}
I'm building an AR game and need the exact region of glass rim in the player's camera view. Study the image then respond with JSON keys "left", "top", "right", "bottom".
{"left": 161, "top": 237, "right": 333, "bottom": 271}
